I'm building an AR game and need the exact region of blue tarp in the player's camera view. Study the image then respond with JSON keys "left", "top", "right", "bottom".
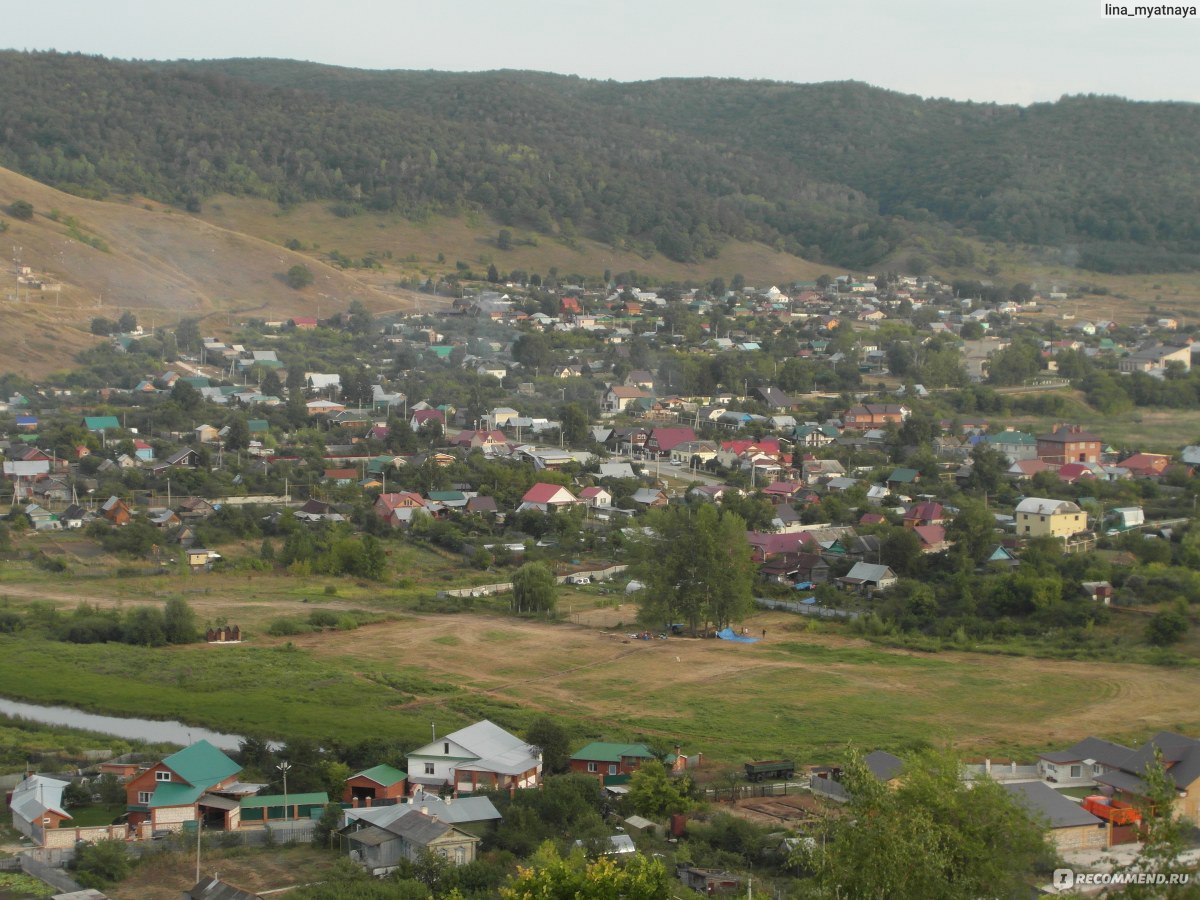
{"left": 716, "top": 628, "right": 760, "bottom": 643}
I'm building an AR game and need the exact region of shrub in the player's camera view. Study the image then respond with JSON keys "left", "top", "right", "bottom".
{"left": 266, "top": 618, "right": 311, "bottom": 637}
{"left": 70, "top": 839, "right": 131, "bottom": 888}
{"left": 307, "top": 610, "right": 339, "bottom": 628}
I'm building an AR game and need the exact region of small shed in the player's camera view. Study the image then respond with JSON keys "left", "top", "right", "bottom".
{"left": 344, "top": 765, "right": 408, "bottom": 805}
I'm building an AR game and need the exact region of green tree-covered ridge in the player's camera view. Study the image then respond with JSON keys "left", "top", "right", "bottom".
{"left": 2, "top": 52, "right": 1199, "bottom": 272}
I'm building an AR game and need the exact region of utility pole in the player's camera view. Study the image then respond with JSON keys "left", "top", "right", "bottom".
{"left": 277, "top": 761, "right": 292, "bottom": 830}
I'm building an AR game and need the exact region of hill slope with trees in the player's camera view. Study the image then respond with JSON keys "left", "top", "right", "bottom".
{"left": 2, "top": 52, "right": 1198, "bottom": 272}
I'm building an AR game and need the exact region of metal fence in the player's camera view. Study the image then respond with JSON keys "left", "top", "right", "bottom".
{"left": 20, "top": 854, "right": 83, "bottom": 895}
{"left": 702, "top": 780, "right": 809, "bottom": 801}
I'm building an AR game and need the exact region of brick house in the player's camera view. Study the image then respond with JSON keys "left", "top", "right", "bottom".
{"left": 343, "top": 764, "right": 408, "bottom": 805}
{"left": 569, "top": 742, "right": 656, "bottom": 785}
{"left": 125, "top": 740, "right": 245, "bottom": 833}
{"left": 1036, "top": 425, "right": 1102, "bottom": 466}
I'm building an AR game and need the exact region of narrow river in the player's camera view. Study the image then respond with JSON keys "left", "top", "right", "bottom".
{"left": 0, "top": 697, "right": 252, "bottom": 751}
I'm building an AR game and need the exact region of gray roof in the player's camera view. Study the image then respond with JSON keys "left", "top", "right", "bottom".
{"left": 864, "top": 750, "right": 903, "bottom": 782}
{"left": 1039, "top": 736, "right": 1133, "bottom": 768}
{"left": 346, "top": 824, "right": 396, "bottom": 847}
{"left": 347, "top": 791, "right": 501, "bottom": 829}
{"left": 444, "top": 719, "right": 527, "bottom": 759}
{"left": 10, "top": 774, "right": 70, "bottom": 824}
{"left": 184, "top": 876, "right": 260, "bottom": 900}
{"left": 843, "top": 562, "right": 896, "bottom": 584}
{"left": 1003, "top": 782, "right": 1103, "bottom": 829}
{"left": 1117, "top": 732, "right": 1200, "bottom": 791}
{"left": 383, "top": 810, "right": 454, "bottom": 847}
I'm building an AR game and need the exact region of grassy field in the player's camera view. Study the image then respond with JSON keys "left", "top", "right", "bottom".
{"left": 1, "top": 568, "right": 1199, "bottom": 770}
{"left": 962, "top": 386, "right": 1200, "bottom": 451}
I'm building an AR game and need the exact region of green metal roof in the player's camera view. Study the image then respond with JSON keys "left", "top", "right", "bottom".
{"left": 161, "top": 739, "right": 240, "bottom": 789}
{"left": 887, "top": 468, "right": 919, "bottom": 483}
{"left": 351, "top": 764, "right": 407, "bottom": 787}
{"left": 989, "top": 431, "right": 1036, "bottom": 445}
{"left": 84, "top": 416, "right": 120, "bottom": 431}
{"left": 570, "top": 742, "right": 656, "bottom": 764}
{"left": 148, "top": 781, "right": 206, "bottom": 808}
{"left": 427, "top": 491, "right": 465, "bottom": 502}
{"left": 248, "top": 420, "right": 270, "bottom": 433}
{"left": 240, "top": 792, "right": 329, "bottom": 809}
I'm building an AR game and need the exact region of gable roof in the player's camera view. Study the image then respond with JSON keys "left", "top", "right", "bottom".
{"left": 1014, "top": 497, "right": 1082, "bottom": 516}
{"left": 443, "top": 719, "right": 528, "bottom": 760}
{"left": 1039, "top": 736, "right": 1133, "bottom": 768}
{"left": 864, "top": 750, "right": 904, "bottom": 782}
{"left": 161, "top": 740, "right": 241, "bottom": 789}
{"left": 1003, "top": 781, "right": 1103, "bottom": 829}
{"left": 1114, "top": 731, "right": 1200, "bottom": 791}
{"left": 352, "top": 764, "right": 408, "bottom": 788}
{"left": 521, "top": 483, "right": 577, "bottom": 505}
{"left": 10, "top": 774, "right": 71, "bottom": 823}
{"left": 571, "top": 742, "right": 656, "bottom": 763}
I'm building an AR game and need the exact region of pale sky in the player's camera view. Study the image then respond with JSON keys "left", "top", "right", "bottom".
{"left": 5, "top": 0, "right": 1199, "bottom": 104}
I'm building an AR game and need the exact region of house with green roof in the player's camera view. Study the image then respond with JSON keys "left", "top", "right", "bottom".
{"left": 84, "top": 415, "right": 121, "bottom": 433}
{"left": 343, "top": 764, "right": 408, "bottom": 805}
{"left": 125, "top": 740, "right": 247, "bottom": 833}
{"left": 885, "top": 467, "right": 920, "bottom": 491}
{"left": 569, "top": 742, "right": 657, "bottom": 785}
{"left": 247, "top": 419, "right": 270, "bottom": 435}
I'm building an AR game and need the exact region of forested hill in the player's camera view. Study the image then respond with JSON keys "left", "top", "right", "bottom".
{"left": 2, "top": 51, "right": 1199, "bottom": 273}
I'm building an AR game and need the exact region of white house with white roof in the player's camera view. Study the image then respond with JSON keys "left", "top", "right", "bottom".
{"left": 406, "top": 720, "right": 542, "bottom": 795}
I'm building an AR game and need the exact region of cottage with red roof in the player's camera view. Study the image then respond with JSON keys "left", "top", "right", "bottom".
{"left": 1119, "top": 452, "right": 1172, "bottom": 480}
{"left": 913, "top": 524, "right": 949, "bottom": 553}
{"left": 518, "top": 483, "right": 580, "bottom": 512}
{"left": 903, "top": 501, "right": 945, "bottom": 529}
{"left": 645, "top": 426, "right": 696, "bottom": 458}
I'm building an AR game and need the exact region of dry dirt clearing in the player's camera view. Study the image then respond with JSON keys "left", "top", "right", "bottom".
{"left": 278, "top": 611, "right": 1200, "bottom": 762}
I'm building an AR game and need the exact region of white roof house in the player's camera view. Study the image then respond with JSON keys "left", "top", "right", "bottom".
{"left": 344, "top": 789, "right": 501, "bottom": 830}
{"left": 406, "top": 720, "right": 542, "bottom": 795}
{"left": 1014, "top": 498, "right": 1081, "bottom": 517}
{"left": 10, "top": 774, "right": 71, "bottom": 841}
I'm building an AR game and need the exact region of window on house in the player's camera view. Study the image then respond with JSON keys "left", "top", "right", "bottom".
{"left": 1094, "top": 764, "right": 1102, "bottom": 774}
{"left": 439, "top": 848, "right": 448, "bottom": 858}
{"left": 424, "top": 763, "right": 435, "bottom": 775}
{"left": 138, "top": 791, "right": 152, "bottom": 804}
{"left": 455, "top": 847, "right": 466, "bottom": 864}
{"left": 444, "top": 742, "right": 450, "bottom": 755}
{"left": 43, "top": 817, "right": 51, "bottom": 825}
{"left": 608, "top": 764, "right": 618, "bottom": 776}
{"left": 1024, "top": 526, "right": 1031, "bottom": 533}
{"left": 1070, "top": 765, "right": 1082, "bottom": 778}
{"left": 587, "top": 762, "right": 598, "bottom": 773}
{"left": 156, "top": 771, "right": 171, "bottom": 781}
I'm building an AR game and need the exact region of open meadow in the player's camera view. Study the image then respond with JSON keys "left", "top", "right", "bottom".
{"left": 0, "top": 569, "right": 1198, "bottom": 770}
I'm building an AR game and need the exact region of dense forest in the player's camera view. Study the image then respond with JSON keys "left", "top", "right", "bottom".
{"left": 2, "top": 52, "right": 1198, "bottom": 272}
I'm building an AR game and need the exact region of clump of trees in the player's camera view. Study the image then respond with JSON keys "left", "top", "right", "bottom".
{"left": 511, "top": 562, "right": 557, "bottom": 615}
{"left": 795, "top": 748, "right": 1052, "bottom": 897}
{"left": 286, "top": 264, "right": 314, "bottom": 289}
{"left": 631, "top": 504, "right": 755, "bottom": 634}
{"left": 8, "top": 597, "right": 199, "bottom": 647}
